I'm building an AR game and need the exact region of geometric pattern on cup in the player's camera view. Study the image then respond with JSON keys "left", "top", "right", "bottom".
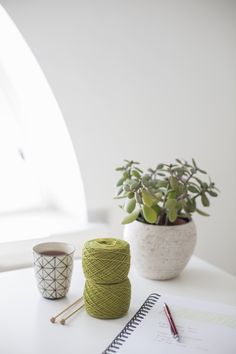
{"left": 33, "top": 253, "right": 74, "bottom": 299}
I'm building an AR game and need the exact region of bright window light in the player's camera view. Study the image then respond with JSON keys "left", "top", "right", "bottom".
{"left": 0, "top": 5, "right": 87, "bottom": 242}
{"left": 0, "top": 85, "right": 44, "bottom": 213}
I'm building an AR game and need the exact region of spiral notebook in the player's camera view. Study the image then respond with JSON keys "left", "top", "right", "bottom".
{"left": 102, "top": 293, "right": 236, "bottom": 354}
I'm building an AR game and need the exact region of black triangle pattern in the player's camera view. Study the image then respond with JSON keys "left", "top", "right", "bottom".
{"left": 33, "top": 253, "right": 73, "bottom": 299}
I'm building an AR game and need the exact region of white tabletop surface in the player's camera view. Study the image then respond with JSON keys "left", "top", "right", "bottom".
{"left": 1, "top": 256, "right": 236, "bottom": 354}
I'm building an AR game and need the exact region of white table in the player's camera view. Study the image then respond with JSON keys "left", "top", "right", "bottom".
{"left": 1, "top": 256, "right": 236, "bottom": 354}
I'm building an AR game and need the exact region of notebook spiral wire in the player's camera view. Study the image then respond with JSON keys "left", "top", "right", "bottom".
{"left": 102, "top": 293, "right": 160, "bottom": 354}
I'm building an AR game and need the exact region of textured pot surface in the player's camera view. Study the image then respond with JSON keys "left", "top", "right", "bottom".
{"left": 124, "top": 220, "right": 197, "bottom": 280}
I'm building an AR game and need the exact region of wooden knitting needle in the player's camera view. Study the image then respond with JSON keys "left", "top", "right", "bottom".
{"left": 50, "top": 296, "right": 83, "bottom": 323}
{"left": 60, "top": 302, "right": 85, "bottom": 325}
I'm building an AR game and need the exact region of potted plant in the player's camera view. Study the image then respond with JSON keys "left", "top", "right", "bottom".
{"left": 115, "top": 159, "right": 218, "bottom": 280}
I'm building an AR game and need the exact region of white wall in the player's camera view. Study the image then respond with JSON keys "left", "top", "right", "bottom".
{"left": 1, "top": 0, "right": 236, "bottom": 275}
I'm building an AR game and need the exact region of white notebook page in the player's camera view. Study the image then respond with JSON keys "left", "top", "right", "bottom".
{"left": 116, "top": 294, "right": 236, "bottom": 354}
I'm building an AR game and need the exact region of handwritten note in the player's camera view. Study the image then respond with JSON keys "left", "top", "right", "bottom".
{"left": 117, "top": 294, "right": 236, "bottom": 354}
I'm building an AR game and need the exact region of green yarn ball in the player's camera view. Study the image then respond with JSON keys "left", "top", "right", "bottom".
{"left": 82, "top": 238, "right": 130, "bottom": 284}
{"left": 83, "top": 278, "right": 131, "bottom": 319}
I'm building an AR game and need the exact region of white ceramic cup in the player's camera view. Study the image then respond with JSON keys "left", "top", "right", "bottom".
{"left": 33, "top": 242, "right": 75, "bottom": 299}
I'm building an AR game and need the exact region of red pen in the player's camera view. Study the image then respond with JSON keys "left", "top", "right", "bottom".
{"left": 163, "top": 303, "right": 180, "bottom": 341}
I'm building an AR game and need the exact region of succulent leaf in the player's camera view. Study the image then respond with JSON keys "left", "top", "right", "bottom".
{"left": 142, "top": 205, "right": 157, "bottom": 223}
{"left": 188, "top": 185, "right": 199, "bottom": 193}
{"left": 132, "top": 170, "right": 140, "bottom": 178}
{"left": 116, "top": 177, "right": 125, "bottom": 187}
{"left": 125, "top": 198, "right": 136, "bottom": 213}
{"left": 201, "top": 193, "right": 210, "bottom": 207}
{"left": 165, "top": 198, "right": 177, "bottom": 209}
{"left": 121, "top": 209, "right": 140, "bottom": 224}
{"left": 142, "top": 190, "right": 154, "bottom": 207}
{"left": 168, "top": 208, "right": 177, "bottom": 223}
{"left": 196, "top": 208, "right": 210, "bottom": 216}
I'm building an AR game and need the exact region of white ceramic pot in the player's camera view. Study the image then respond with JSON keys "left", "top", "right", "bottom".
{"left": 124, "top": 220, "right": 197, "bottom": 280}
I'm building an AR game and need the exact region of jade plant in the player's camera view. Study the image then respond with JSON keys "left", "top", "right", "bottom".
{"left": 115, "top": 159, "right": 219, "bottom": 225}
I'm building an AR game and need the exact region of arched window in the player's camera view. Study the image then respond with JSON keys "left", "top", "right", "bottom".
{"left": 0, "top": 5, "right": 88, "bottom": 244}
